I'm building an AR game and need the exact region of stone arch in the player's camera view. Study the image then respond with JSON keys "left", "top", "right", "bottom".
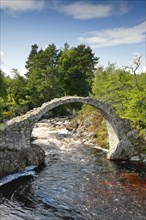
{"left": 0, "top": 96, "right": 135, "bottom": 160}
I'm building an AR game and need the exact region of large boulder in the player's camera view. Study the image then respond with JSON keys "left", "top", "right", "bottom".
{"left": 0, "top": 144, "right": 45, "bottom": 178}
{"left": 23, "top": 144, "right": 45, "bottom": 166}
{"left": 107, "top": 138, "right": 136, "bottom": 160}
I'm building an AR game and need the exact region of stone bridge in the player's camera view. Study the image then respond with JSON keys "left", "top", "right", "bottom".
{"left": 0, "top": 96, "right": 135, "bottom": 160}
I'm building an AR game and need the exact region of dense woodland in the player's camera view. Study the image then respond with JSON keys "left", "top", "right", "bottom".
{"left": 0, "top": 43, "right": 146, "bottom": 141}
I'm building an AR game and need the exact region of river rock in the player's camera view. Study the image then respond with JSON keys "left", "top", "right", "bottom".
{"left": 107, "top": 138, "right": 136, "bottom": 160}
{"left": 129, "top": 155, "right": 141, "bottom": 162}
{"left": 0, "top": 144, "right": 45, "bottom": 178}
{"left": 22, "top": 144, "right": 45, "bottom": 166}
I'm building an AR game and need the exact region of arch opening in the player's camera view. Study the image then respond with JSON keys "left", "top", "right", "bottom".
{"left": 0, "top": 96, "right": 135, "bottom": 160}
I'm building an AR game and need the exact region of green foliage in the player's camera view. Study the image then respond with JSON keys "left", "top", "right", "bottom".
{"left": 10, "top": 69, "right": 28, "bottom": 105}
{"left": 0, "top": 43, "right": 98, "bottom": 121}
{"left": 124, "top": 89, "right": 146, "bottom": 133}
{"left": 25, "top": 44, "right": 39, "bottom": 74}
{"left": 1, "top": 43, "right": 145, "bottom": 146}
{"left": 70, "top": 105, "right": 108, "bottom": 148}
{"left": 80, "top": 105, "right": 108, "bottom": 147}
{"left": 0, "top": 46, "right": 145, "bottom": 152}
{"left": 0, "top": 70, "right": 7, "bottom": 121}
{"left": 92, "top": 64, "right": 146, "bottom": 135}
{"left": 24, "top": 43, "right": 98, "bottom": 109}
{"left": 25, "top": 44, "right": 62, "bottom": 107}
{"left": 58, "top": 44, "right": 99, "bottom": 96}
{"left": 0, "top": 69, "right": 7, "bottom": 99}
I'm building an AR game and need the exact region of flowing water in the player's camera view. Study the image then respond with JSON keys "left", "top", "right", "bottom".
{"left": 0, "top": 118, "right": 146, "bottom": 220}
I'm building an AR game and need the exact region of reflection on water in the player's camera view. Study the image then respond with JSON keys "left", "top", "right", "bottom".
{"left": 0, "top": 121, "right": 146, "bottom": 220}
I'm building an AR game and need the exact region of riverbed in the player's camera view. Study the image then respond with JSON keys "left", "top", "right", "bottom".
{"left": 0, "top": 118, "right": 146, "bottom": 220}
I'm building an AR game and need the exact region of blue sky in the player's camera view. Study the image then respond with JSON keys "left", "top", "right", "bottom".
{"left": 0, "top": 0, "right": 146, "bottom": 76}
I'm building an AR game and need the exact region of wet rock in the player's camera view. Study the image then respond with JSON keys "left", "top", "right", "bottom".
{"left": 129, "top": 155, "right": 141, "bottom": 162}
{"left": 0, "top": 145, "right": 45, "bottom": 178}
{"left": 107, "top": 138, "right": 136, "bottom": 160}
{"left": 0, "top": 149, "right": 26, "bottom": 177}
{"left": 130, "top": 154, "right": 146, "bottom": 164}
{"left": 23, "top": 144, "right": 45, "bottom": 166}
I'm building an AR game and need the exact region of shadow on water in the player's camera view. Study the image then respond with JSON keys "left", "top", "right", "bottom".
{"left": 0, "top": 165, "right": 45, "bottom": 198}
{"left": 0, "top": 175, "right": 33, "bottom": 198}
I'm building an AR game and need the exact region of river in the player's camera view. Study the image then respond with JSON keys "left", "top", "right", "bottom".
{"left": 0, "top": 118, "right": 146, "bottom": 220}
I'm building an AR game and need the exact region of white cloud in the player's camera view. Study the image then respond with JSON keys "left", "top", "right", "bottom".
{"left": 1, "top": 0, "right": 129, "bottom": 18}
{"left": 52, "top": 1, "right": 129, "bottom": 20}
{"left": 0, "top": 51, "right": 4, "bottom": 56}
{"left": 1, "top": 67, "right": 27, "bottom": 77}
{"left": 0, "top": 0, "right": 45, "bottom": 12}
{"left": 78, "top": 21, "right": 146, "bottom": 48}
{"left": 0, "top": 51, "right": 27, "bottom": 77}
{"left": 0, "top": 51, "right": 12, "bottom": 76}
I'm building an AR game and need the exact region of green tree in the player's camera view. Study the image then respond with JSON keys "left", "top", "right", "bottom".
{"left": 92, "top": 64, "right": 146, "bottom": 134}
{"left": 26, "top": 44, "right": 61, "bottom": 107}
{"left": 0, "top": 69, "right": 7, "bottom": 99}
{"left": 58, "top": 44, "right": 99, "bottom": 96}
{"left": 10, "top": 69, "right": 27, "bottom": 105}
{"left": 0, "top": 69, "right": 7, "bottom": 121}
{"left": 25, "top": 44, "right": 39, "bottom": 76}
